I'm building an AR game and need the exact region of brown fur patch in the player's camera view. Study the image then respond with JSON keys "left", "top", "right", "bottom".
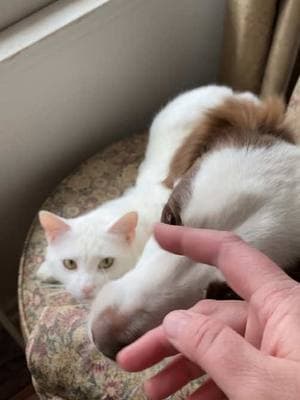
{"left": 161, "top": 203, "right": 183, "bottom": 226}
{"left": 100, "top": 306, "right": 127, "bottom": 332}
{"left": 161, "top": 159, "right": 200, "bottom": 225}
{"left": 163, "top": 97, "right": 295, "bottom": 188}
{"left": 91, "top": 306, "right": 129, "bottom": 359}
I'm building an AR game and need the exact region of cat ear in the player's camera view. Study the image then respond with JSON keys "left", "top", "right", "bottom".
{"left": 39, "top": 211, "right": 70, "bottom": 243}
{"left": 108, "top": 211, "right": 138, "bottom": 243}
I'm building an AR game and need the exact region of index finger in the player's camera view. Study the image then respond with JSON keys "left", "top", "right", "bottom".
{"left": 117, "top": 300, "right": 247, "bottom": 371}
{"left": 154, "top": 223, "right": 296, "bottom": 301}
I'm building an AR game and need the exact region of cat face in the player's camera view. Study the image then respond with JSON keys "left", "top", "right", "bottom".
{"left": 38, "top": 210, "right": 138, "bottom": 301}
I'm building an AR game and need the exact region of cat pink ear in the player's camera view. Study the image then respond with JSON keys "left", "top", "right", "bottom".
{"left": 108, "top": 211, "right": 138, "bottom": 243}
{"left": 39, "top": 211, "right": 70, "bottom": 243}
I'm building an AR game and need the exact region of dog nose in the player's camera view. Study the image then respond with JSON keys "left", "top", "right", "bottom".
{"left": 90, "top": 307, "right": 128, "bottom": 360}
{"left": 91, "top": 327, "right": 124, "bottom": 360}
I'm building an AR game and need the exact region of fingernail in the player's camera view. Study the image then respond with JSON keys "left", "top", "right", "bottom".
{"left": 163, "top": 311, "right": 191, "bottom": 338}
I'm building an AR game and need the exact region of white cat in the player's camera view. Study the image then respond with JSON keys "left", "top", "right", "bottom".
{"left": 37, "top": 148, "right": 171, "bottom": 300}
{"left": 89, "top": 89, "right": 300, "bottom": 359}
{"left": 38, "top": 85, "right": 256, "bottom": 301}
{"left": 37, "top": 85, "right": 237, "bottom": 300}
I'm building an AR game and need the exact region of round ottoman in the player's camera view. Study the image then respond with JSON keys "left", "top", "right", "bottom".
{"left": 18, "top": 133, "right": 202, "bottom": 400}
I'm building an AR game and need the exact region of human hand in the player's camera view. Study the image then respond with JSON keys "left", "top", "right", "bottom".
{"left": 117, "top": 224, "right": 300, "bottom": 399}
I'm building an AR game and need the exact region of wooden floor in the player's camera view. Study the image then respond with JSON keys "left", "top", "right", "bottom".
{"left": 0, "top": 325, "right": 37, "bottom": 400}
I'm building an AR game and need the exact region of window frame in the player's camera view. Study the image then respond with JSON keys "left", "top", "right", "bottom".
{"left": 0, "top": 0, "right": 58, "bottom": 31}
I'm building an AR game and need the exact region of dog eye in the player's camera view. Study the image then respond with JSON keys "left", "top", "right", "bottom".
{"left": 98, "top": 257, "right": 114, "bottom": 269}
{"left": 63, "top": 259, "right": 77, "bottom": 270}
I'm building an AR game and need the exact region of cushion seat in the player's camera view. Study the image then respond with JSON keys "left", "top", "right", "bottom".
{"left": 18, "top": 133, "right": 202, "bottom": 399}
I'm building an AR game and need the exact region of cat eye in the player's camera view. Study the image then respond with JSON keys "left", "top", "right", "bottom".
{"left": 98, "top": 257, "right": 114, "bottom": 269}
{"left": 63, "top": 259, "right": 77, "bottom": 270}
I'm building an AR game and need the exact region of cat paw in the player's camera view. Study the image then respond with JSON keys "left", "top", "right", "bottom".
{"left": 36, "top": 261, "right": 57, "bottom": 283}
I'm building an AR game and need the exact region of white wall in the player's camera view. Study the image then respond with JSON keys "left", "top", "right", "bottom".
{"left": 0, "top": 0, "right": 225, "bottom": 306}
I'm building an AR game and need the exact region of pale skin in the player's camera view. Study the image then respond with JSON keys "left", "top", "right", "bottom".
{"left": 117, "top": 223, "right": 300, "bottom": 400}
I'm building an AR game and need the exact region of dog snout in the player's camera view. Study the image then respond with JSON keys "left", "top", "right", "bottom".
{"left": 90, "top": 306, "right": 129, "bottom": 360}
{"left": 91, "top": 327, "right": 124, "bottom": 360}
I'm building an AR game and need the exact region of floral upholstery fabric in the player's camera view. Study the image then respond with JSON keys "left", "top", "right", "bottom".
{"left": 19, "top": 81, "right": 300, "bottom": 399}
{"left": 18, "top": 133, "right": 202, "bottom": 399}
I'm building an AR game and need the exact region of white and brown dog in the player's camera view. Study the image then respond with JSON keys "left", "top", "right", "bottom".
{"left": 89, "top": 85, "right": 300, "bottom": 359}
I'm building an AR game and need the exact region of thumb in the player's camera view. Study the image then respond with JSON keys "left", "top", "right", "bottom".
{"left": 163, "top": 310, "right": 268, "bottom": 399}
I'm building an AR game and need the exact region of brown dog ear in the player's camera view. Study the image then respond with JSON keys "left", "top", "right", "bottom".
{"left": 163, "top": 96, "right": 293, "bottom": 189}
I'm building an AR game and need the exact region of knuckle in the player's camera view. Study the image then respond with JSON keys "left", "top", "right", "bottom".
{"left": 251, "top": 280, "right": 297, "bottom": 323}
{"left": 192, "top": 299, "right": 218, "bottom": 314}
{"left": 219, "top": 232, "right": 243, "bottom": 257}
{"left": 215, "top": 232, "right": 244, "bottom": 267}
{"left": 190, "top": 317, "right": 227, "bottom": 361}
{"left": 221, "top": 231, "right": 243, "bottom": 245}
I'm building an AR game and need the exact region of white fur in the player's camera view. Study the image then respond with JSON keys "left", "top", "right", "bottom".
{"left": 38, "top": 85, "right": 240, "bottom": 300}
{"left": 89, "top": 87, "right": 300, "bottom": 357}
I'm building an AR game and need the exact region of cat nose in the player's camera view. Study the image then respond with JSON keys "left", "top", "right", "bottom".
{"left": 90, "top": 307, "right": 128, "bottom": 360}
{"left": 82, "top": 284, "right": 95, "bottom": 298}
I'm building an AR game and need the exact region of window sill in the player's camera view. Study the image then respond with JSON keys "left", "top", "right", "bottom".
{"left": 0, "top": 0, "right": 110, "bottom": 63}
